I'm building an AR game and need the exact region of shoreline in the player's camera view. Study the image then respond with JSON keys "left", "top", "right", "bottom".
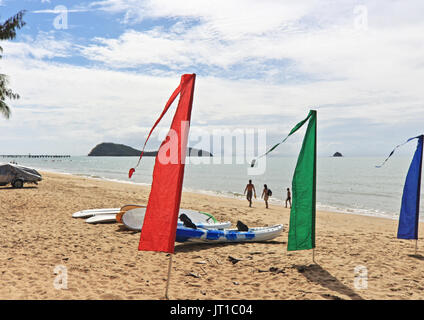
{"left": 36, "top": 167, "right": 403, "bottom": 222}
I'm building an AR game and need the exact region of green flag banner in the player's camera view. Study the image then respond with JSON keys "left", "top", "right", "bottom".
{"left": 251, "top": 111, "right": 316, "bottom": 167}
{"left": 287, "top": 110, "right": 317, "bottom": 251}
{"left": 249, "top": 110, "right": 317, "bottom": 251}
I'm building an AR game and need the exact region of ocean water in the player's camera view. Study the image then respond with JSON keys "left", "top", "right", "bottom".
{"left": 3, "top": 156, "right": 423, "bottom": 221}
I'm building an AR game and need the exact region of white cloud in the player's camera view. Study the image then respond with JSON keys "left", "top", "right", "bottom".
{"left": 32, "top": 8, "right": 90, "bottom": 14}
{"left": 76, "top": 18, "right": 424, "bottom": 129}
{"left": 2, "top": 0, "right": 424, "bottom": 155}
{"left": 2, "top": 32, "right": 73, "bottom": 59}
{"left": 91, "top": 0, "right": 315, "bottom": 31}
{"left": 3, "top": 49, "right": 422, "bottom": 155}
{"left": 81, "top": 0, "right": 424, "bottom": 90}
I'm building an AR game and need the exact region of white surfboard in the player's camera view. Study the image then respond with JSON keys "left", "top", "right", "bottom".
{"left": 85, "top": 214, "right": 117, "bottom": 224}
{"left": 72, "top": 208, "right": 120, "bottom": 218}
{"left": 72, "top": 204, "right": 144, "bottom": 218}
{"left": 122, "top": 207, "right": 230, "bottom": 231}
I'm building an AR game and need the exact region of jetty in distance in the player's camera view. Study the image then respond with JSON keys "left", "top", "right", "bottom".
{"left": 1, "top": 154, "right": 71, "bottom": 158}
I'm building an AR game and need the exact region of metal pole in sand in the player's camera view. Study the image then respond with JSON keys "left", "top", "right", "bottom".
{"left": 312, "top": 248, "right": 316, "bottom": 264}
{"left": 164, "top": 254, "right": 173, "bottom": 300}
{"left": 415, "top": 239, "right": 418, "bottom": 255}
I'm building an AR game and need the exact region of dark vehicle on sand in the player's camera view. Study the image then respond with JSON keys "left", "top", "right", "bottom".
{"left": 0, "top": 163, "right": 42, "bottom": 188}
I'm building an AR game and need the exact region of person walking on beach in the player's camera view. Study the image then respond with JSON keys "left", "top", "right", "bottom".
{"left": 261, "top": 184, "right": 271, "bottom": 209}
{"left": 285, "top": 187, "right": 292, "bottom": 208}
{"left": 244, "top": 180, "right": 256, "bottom": 207}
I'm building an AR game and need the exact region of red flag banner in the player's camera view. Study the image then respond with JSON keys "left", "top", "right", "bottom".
{"left": 128, "top": 83, "right": 183, "bottom": 178}
{"left": 137, "top": 74, "right": 196, "bottom": 253}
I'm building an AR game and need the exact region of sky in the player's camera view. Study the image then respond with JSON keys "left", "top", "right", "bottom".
{"left": 0, "top": 0, "right": 423, "bottom": 157}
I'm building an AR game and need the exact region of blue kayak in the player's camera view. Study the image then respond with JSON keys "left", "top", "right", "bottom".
{"left": 175, "top": 224, "right": 284, "bottom": 243}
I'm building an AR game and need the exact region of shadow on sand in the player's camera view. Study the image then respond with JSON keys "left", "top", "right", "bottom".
{"left": 293, "top": 264, "right": 363, "bottom": 300}
{"left": 174, "top": 240, "right": 286, "bottom": 253}
{"left": 116, "top": 225, "right": 139, "bottom": 234}
{"left": 0, "top": 186, "right": 38, "bottom": 191}
{"left": 408, "top": 254, "right": 424, "bottom": 261}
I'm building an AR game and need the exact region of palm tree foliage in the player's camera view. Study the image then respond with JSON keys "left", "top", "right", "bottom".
{"left": 0, "top": 10, "right": 26, "bottom": 119}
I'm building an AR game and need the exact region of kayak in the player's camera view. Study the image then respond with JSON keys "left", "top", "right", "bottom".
{"left": 122, "top": 207, "right": 229, "bottom": 231}
{"left": 175, "top": 224, "right": 284, "bottom": 243}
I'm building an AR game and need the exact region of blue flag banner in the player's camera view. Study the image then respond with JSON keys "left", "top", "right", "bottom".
{"left": 397, "top": 135, "right": 423, "bottom": 240}
{"left": 376, "top": 136, "right": 421, "bottom": 168}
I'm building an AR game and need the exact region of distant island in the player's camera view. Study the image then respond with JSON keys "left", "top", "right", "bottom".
{"left": 88, "top": 142, "right": 213, "bottom": 157}
{"left": 333, "top": 152, "right": 343, "bottom": 157}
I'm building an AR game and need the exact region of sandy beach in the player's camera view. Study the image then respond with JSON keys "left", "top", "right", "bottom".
{"left": 1, "top": 171, "right": 423, "bottom": 300}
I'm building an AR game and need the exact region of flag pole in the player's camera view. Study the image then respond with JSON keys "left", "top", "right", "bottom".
{"left": 164, "top": 253, "right": 173, "bottom": 300}
{"left": 415, "top": 239, "right": 418, "bottom": 255}
{"left": 312, "top": 248, "right": 316, "bottom": 264}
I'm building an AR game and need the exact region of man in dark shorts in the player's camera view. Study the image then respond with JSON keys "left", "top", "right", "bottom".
{"left": 285, "top": 187, "right": 291, "bottom": 208}
{"left": 244, "top": 179, "right": 256, "bottom": 207}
